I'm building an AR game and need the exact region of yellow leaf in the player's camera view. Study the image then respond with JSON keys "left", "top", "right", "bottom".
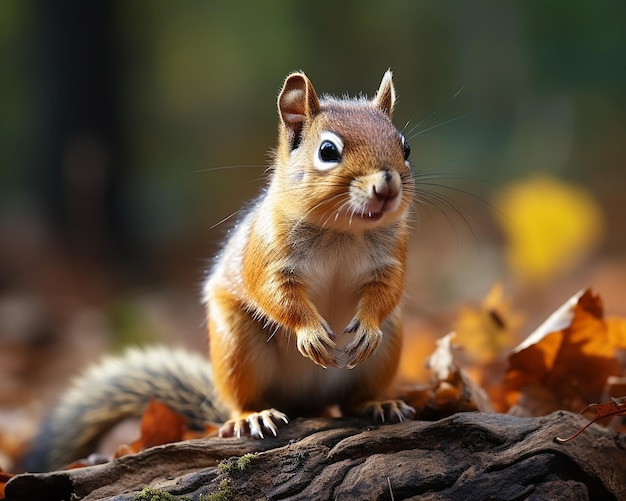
{"left": 495, "top": 176, "right": 604, "bottom": 283}
{"left": 454, "top": 283, "right": 521, "bottom": 363}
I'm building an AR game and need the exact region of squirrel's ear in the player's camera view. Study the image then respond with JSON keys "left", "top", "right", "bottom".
{"left": 278, "top": 72, "right": 320, "bottom": 150}
{"left": 373, "top": 70, "right": 396, "bottom": 117}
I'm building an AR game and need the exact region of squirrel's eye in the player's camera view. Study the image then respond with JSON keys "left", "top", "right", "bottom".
{"left": 401, "top": 135, "right": 411, "bottom": 161}
{"left": 314, "top": 132, "right": 344, "bottom": 171}
{"left": 319, "top": 140, "right": 341, "bottom": 162}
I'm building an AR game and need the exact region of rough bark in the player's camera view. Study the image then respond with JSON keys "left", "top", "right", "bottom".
{"left": 7, "top": 411, "right": 626, "bottom": 501}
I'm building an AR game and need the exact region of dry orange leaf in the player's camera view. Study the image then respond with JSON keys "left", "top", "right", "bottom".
{"left": 402, "top": 333, "right": 493, "bottom": 418}
{"left": 0, "top": 470, "right": 14, "bottom": 499}
{"left": 115, "top": 399, "right": 188, "bottom": 459}
{"left": 397, "top": 319, "right": 439, "bottom": 384}
{"left": 139, "top": 399, "right": 188, "bottom": 449}
{"left": 183, "top": 422, "right": 220, "bottom": 440}
{"left": 505, "top": 288, "right": 621, "bottom": 416}
{"left": 556, "top": 396, "right": 626, "bottom": 443}
{"left": 607, "top": 316, "right": 626, "bottom": 349}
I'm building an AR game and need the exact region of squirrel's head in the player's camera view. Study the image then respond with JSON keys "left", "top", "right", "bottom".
{"left": 272, "top": 70, "right": 414, "bottom": 232}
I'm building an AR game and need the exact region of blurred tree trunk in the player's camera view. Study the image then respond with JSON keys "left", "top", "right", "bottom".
{"left": 36, "top": 0, "right": 134, "bottom": 271}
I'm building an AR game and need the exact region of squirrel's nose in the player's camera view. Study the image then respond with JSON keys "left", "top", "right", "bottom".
{"left": 372, "top": 170, "right": 400, "bottom": 201}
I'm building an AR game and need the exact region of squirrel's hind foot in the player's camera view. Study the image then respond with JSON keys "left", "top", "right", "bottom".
{"left": 348, "top": 399, "right": 416, "bottom": 424}
{"left": 219, "top": 408, "right": 289, "bottom": 439}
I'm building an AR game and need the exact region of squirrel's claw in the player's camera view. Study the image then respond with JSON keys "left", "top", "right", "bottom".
{"left": 352, "top": 399, "right": 416, "bottom": 424}
{"left": 296, "top": 322, "right": 339, "bottom": 368}
{"left": 246, "top": 408, "right": 289, "bottom": 438}
{"left": 342, "top": 319, "right": 383, "bottom": 368}
{"left": 219, "top": 408, "right": 289, "bottom": 439}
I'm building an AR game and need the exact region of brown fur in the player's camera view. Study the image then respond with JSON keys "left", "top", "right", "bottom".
{"left": 203, "top": 71, "right": 416, "bottom": 438}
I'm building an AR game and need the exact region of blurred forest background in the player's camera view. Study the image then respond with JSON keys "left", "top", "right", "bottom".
{"left": 1, "top": 0, "right": 626, "bottom": 470}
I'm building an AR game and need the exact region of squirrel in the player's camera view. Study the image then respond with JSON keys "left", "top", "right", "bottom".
{"left": 24, "top": 70, "right": 416, "bottom": 472}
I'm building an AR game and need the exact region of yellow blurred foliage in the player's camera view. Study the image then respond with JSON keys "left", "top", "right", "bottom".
{"left": 454, "top": 283, "right": 522, "bottom": 364}
{"left": 495, "top": 176, "right": 605, "bottom": 283}
{"left": 397, "top": 320, "right": 439, "bottom": 384}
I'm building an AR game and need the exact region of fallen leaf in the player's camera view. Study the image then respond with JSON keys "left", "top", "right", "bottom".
{"left": 183, "top": 422, "right": 220, "bottom": 440}
{"left": 140, "top": 399, "right": 188, "bottom": 448}
{"left": 454, "top": 283, "right": 521, "bottom": 364}
{"left": 555, "top": 396, "right": 626, "bottom": 443}
{"left": 505, "top": 289, "right": 621, "bottom": 416}
{"left": 494, "top": 175, "right": 604, "bottom": 283}
{"left": 607, "top": 316, "right": 626, "bottom": 349}
{"left": 607, "top": 376, "right": 626, "bottom": 399}
{"left": 402, "top": 333, "right": 493, "bottom": 418}
{"left": 64, "top": 454, "right": 110, "bottom": 470}
{"left": 426, "top": 332, "right": 458, "bottom": 382}
{"left": 397, "top": 320, "right": 438, "bottom": 384}
{"left": 115, "top": 399, "right": 188, "bottom": 459}
{"left": 113, "top": 442, "right": 139, "bottom": 459}
{"left": 0, "top": 469, "right": 14, "bottom": 498}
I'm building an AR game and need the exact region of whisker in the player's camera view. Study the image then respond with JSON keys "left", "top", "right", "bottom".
{"left": 415, "top": 193, "right": 463, "bottom": 246}
{"left": 211, "top": 208, "right": 244, "bottom": 229}
{"left": 404, "top": 84, "right": 467, "bottom": 138}
{"left": 295, "top": 191, "right": 347, "bottom": 230}
{"left": 408, "top": 113, "right": 473, "bottom": 141}
{"left": 192, "top": 164, "right": 266, "bottom": 174}
{"left": 349, "top": 205, "right": 356, "bottom": 227}
{"left": 266, "top": 323, "right": 281, "bottom": 343}
{"left": 449, "top": 84, "right": 466, "bottom": 102}
{"left": 411, "top": 174, "right": 509, "bottom": 223}
{"left": 404, "top": 202, "right": 420, "bottom": 232}
{"left": 320, "top": 196, "right": 350, "bottom": 228}
{"left": 404, "top": 110, "right": 439, "bottom": 138}
{"left": 415, "top": 189, "right": 478, "bottom": 246}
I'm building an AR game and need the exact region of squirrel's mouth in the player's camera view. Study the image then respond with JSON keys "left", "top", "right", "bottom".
{"left": 357, "top": 211, "right": 384, "bottom": 222}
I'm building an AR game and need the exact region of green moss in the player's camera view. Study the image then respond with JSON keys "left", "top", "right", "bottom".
{"left": 217, "top": 459, "right": 232, "bottom": 473}
{"left": 236, "top": 453, "right": 256, "bottom": 470}
{"left": 217, "top": 452, "right": 256, "bottom": 473}
{"left": 206, "top": 453, "right": 256, "bottom": 499}
{"left": 200, "top": 479, "right": 232, "bottom": 501}
{"left": 135, "top": 486, "right": 192, "bottom": 501}
{"left": 207, "top": 454, "right": 255, "bottom": 499}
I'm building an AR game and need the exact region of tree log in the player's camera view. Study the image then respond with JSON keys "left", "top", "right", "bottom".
{"left": 7, "top": 411, "right": 626, "bottom": 500}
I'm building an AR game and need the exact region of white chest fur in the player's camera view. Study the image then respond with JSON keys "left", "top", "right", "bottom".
{"left": 289, "top": 226, "right": 399, "bottom": 339}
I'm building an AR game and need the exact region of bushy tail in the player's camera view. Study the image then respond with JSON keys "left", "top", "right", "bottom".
{"left": 23, "top": 346, "right": 228, "bottom": 472}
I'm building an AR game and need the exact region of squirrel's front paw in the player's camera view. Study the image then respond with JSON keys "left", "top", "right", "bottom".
{"left": 342, "top": 318, "right": 383, "bottom": 368}
{"left": 296, "top": 322, "right": 339, "bottom": 368}
{"left": 219, "top": 409, "right": 289, "bottom": 439}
